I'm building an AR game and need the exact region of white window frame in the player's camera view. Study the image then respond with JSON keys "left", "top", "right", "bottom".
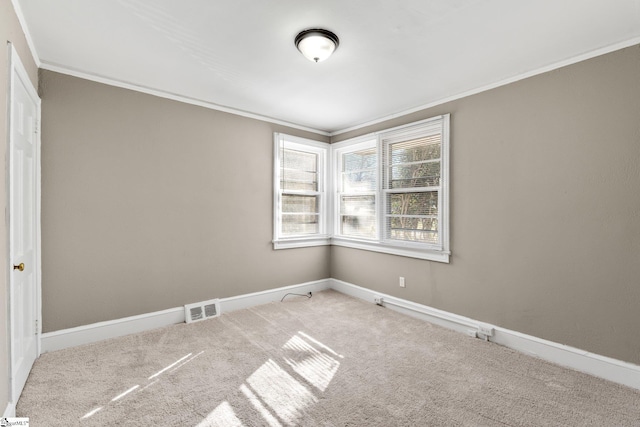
{"left": 331, "top": 115, "right": 450, "bottom": 262}
{"left": 273, "top": 114, "right": 450, "bottom": 263}
{"left": 273, "top": 133, "right": 331, "bottom": 249}
{"left": 332, "top": 137, "right": 379, "bottom": 241}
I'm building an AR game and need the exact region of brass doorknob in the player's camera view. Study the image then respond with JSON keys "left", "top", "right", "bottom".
{"left": 13, "top": 263, "right": 24, "bottom": 272}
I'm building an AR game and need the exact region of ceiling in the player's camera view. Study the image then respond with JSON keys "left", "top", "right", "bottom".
{"left": 15, "top": 0, "right": 640, "bottom": 134}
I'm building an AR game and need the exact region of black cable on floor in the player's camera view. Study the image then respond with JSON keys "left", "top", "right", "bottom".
{"left": 280, "top": 292, "right": 312, "bottom": 302}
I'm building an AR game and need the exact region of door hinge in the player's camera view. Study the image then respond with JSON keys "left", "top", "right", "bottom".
{"left": 34, "top": 119, "right": 40, "bottom": 135}
{"left": 35, "top": 319, "right": 39, "bottom": 335}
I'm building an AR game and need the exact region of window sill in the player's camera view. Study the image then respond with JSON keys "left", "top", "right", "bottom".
{"left": 273, "top": 236, "right": 450, "bottom": 263}
{"left": 273, "top": 236, "right": 331, "bottom": 250}
{"left": 330, "top": 237, "right": 450, "bottom": 263}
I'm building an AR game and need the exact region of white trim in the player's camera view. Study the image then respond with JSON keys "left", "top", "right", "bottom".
{"left": 219, "top": 279, "right": 330, "bottom": 313}
{"left": 34, "top": 75, "right": 43, "bottom": 357}
{"left": 40, "top": 62, "right": 330, "bottom": 137}
{"left": 3, "top": 401, "right": 15, "bottom": 418}
{"left": 273, "top": 237, "right": 331, "bottom": 250}
{"left": 331, "top": 238, "right": 450, "bottom": 262}
{"left": 440, "top": 114, "right": 450, "bottom": 256}
{"left": 490, "top": 327, "right": 640, "bottom": 391}
{"left": 330, "top": 279, "right": 476, "bottom": 333}
{"left": 9, "top": 0, "right": 41, "bottom": 67}
{"left": 328, "top": 279, "right": 640, "bottom": 391}
{"left": 40, "top": 307, "right": 186, "bottom": 353}
{"left": 40, "top": 279, "right": 331, "bottom": 353}
{"left": 330, "top": 36, "right": 640, "bottom": 136}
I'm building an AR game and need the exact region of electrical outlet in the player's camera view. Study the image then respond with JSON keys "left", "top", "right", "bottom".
{"left": 374, "top": 296, "right": 384, "bottom": 306}
{"left": 399, "top": 277, "right": 406, "bottom": 288}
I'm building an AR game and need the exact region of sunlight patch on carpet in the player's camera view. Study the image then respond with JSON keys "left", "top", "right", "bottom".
{"left": 298, "top": 331, "right": 344, "bottom": 359}
{"left": 283, "top": 334, "right": 340, "bottom": 392}
{"left": 111, "top": 385, "right": 140, "bottom": 402}
{"left": 148, "top": 353, "right": 194, "bottom": 379}
{"left": 196, "top": 401, "right": 244, "bottom": 427}
{"left": 81, "top": 406, "right": 103, "bottom": 419}
{"left": 199, "top": 331, "right": 343, "bottom": 426}
{"left": 79, "top": 352, "right": 206, "bottom": 421}
{"left": 247, "top": 359, "right": 317, "bottom": 425}
{"left": 240, "top": 384, "right": 283, "bottom": 427}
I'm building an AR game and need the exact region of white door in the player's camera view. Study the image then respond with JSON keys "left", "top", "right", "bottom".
{"left": 8, "top": 45, "right": 41, "bottom": 404}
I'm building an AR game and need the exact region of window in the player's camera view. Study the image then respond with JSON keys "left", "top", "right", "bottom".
{"left": 274, "top": 114, "right": 450, "bottom": 262}
{"left": 337, "top": 140, "right": 378, "bottom": 240}
{"left": 273, "top": 133, "right": 330, "bottom": 249}
{"left": 332, "top": 115, "right": 450, "bottom": 262}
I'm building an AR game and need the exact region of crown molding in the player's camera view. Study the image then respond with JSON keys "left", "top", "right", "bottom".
{"left": 39, "top": 61, "right": 331, "bottom": 137}
{"left": 330, "top": 36, "right": 640, "bottom": 137}
{"left": 10, "top": 0, "right": 41, "bottom": 67}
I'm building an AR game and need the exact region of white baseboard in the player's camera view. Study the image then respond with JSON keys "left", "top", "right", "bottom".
{"left": 489, "top": 328, "right": 640, "bottom": 391}
{"left": 220, "top": 279, "right": 330, "bottom": 313}
{"left": 3, "top": 401, "right": 15, "bottom": 418}
{"left": 328, "top": 278, "right": 640, "bottom": 391}
{"left": 41, "top": 307, "right": 185, "bottom": 353}
{"left": 41, "top": 279, "right": 331, "bottom": 353}
{"left": 330, "top": 279, "right": 478, "bottom": 334}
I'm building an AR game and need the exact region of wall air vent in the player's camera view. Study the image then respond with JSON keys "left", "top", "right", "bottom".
{"left": 185, "top": 298, "right": 221, "bottom": 323}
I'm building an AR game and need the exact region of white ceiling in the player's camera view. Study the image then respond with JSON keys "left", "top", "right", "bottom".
{"left": 15, "top": 0, "right": 640, "bottom": 134}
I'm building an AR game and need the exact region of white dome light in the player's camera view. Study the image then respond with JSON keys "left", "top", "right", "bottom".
{"left": 295, "top": 29, "right": 340, "bottom": 63}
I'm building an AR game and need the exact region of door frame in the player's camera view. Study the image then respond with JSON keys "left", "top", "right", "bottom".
{"left": 6, "top": 42, "right": 42, "bottom": 410}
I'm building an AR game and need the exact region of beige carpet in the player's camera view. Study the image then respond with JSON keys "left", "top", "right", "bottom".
{"left": 17, "top": 290, "right": 640, "bottom": 426}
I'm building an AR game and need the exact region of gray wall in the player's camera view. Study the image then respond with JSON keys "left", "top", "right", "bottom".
{"left": 40, "top": 71, "right": 330, "bottom": 332}
{"left": 331, "top": 44, "right": 640, "bottom": 365}
{"left": 1, "top": 0, "right": 39, "bottom": 411}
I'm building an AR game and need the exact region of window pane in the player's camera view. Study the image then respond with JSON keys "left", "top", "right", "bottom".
{"left": 281, "top": 170, "right": 318, "bottom": 191}
{"left": 282, "top": 195, "right": 318, "bottom": 213}
{"left": 280, "top": 149, "right": 318, "bottom": 191}
{"left": 390, "top": 135, "right": 441, "bottom": 164}
{"left": 343, "top": 170, "right": 376, "bottom": 191}
{"left": 282, "top": 214, "right": 319, "bottom": 235}
{"left": 390, "top": 162, "right": 440, "bottom": 188}
{"left": 342, "top": 147, "right": 377, "bottom": 192}
{"left": 283, "top": 148, "right": 317, "bottom": 172}
{"left": 340, "top": 195, "right": 376, "bottom": 238}
{"left": 388, "top": 192, "right": 438, "bottom": 216}
{"left": 341, "top": 195, "right": 375, "bottom": 215}
{"left": 343, "top": 149, "right": 377, "bottom": 172}
{"left": 389, "top": 217, "right": 438, "bottom": 244}
{"left": 341, "top": 216, "right": 376, "bottom": 239}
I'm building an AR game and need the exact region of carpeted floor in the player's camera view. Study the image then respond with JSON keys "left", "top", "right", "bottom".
{"left": 17, "top": 290, "right": 640, "bottom": 426}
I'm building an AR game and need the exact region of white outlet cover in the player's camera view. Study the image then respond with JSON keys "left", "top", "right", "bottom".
{"left": 477, "top": 322, "right": 495, "bottom": 336}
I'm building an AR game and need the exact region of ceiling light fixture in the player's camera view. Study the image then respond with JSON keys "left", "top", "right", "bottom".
{"left": 295, "top": 29, "right": 339, "bottom": 63}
